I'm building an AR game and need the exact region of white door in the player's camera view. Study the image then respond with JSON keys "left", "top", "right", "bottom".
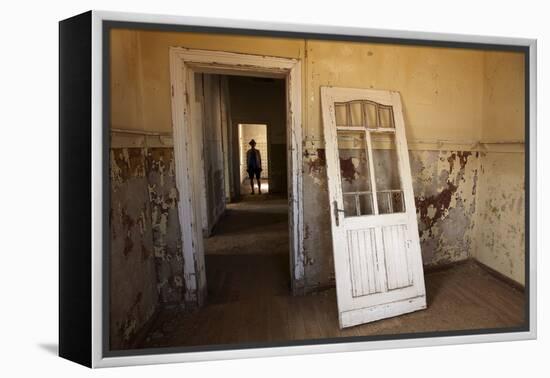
{"left": 321, "top": 86, "right": 426, "bottom": 328}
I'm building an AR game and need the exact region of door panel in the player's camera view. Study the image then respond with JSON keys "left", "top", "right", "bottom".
{"left": 347, "top": 227, "right": 383, "bottom": 297}
{"left": 321, "top": 86, "right": 426, "bottom": 328}
{"left": 381, "top": 224, "right": 413, "bottom": 290}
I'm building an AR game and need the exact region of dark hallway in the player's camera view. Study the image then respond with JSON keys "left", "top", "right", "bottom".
{"left": 204, "top": 195, "right": 291, "bottom": 312}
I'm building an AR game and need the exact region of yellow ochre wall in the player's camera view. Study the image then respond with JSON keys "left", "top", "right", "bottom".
{"left": 109, "top": 29, "right": 526, "bottom": 287}
{"left": 111, "top": 29, "right": 525, "bottom": 142}
{"left": 482, "top": 51, "right": 525, "bottom": 142}
{"left": 474, "top": 51, "right": 526, "bottom": 284}
{"left": 110, "top": 30, "right": 303, "bottom": 133}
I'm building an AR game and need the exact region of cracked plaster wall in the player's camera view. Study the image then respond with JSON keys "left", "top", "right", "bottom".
{"left": 411, "top": 150, "right": 479, "bottom": 266}
{"left": 473, "top": 152, "right": 525, "bottom": 285}
{"left": 473, "top": 51, "right": 526, "bottom": 285}
{"left": 110, "top": 147, "right": 184, "bottom": 349}
{"left": 303, "top": 148, "right": 481, "bottom": 290}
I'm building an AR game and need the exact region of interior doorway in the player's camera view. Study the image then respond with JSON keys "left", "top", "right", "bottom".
{"left": 169, "top": 48, "right": 303, "bottom": 306}
{"left": 199, "top": 73, "right": 290, "bottom": 308}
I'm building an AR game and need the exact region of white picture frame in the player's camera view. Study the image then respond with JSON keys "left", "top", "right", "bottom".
{"left": 59, "top": 10, "right": 537, "bottom": 368}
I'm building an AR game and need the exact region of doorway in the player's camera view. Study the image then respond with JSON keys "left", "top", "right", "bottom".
{"left": 169, "top": 48, "right": 304, "bottom": 305}
{"left": 199, "top": 73, "right": 290, "bottom": 312}
{"left": 238, "top": 123, "right": 269, "bottom": 195}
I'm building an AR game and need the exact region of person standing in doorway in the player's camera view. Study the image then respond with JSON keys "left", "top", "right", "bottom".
{"left": 246, "top": 139, "right": 262, "bottom": 195}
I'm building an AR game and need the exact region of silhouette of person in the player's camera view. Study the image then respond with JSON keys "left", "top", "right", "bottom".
{"left": 246, "top": 139, "right": 262, "bottom": 194}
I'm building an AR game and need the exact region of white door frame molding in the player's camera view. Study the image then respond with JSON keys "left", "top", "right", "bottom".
{"left": 169, "top": 47, "right": 304, "bottom": 303}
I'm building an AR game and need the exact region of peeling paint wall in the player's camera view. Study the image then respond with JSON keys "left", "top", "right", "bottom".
{"left": 110, "top": 29, "right": 525, "bottom": 296}
{"left": 411, "top": 150, "right": 479, "bottom": 266}
{"left": 302, "top": 147, "right": 333, "bottom": 289}
{"left": 473, "top": 51, "right": 525, "bottom": 285}
{"left": 110, "top": 146, "right": 184, "bottom": 349}
{"left": 302, "top": 147, "right": 481, "bottom": 289}
{"left": 110, "top": 148, "right": 157, "bottom": 349}
{"left": 109, "top": 149, "right": 158, "bottom": 349}
{"left": 145, "top": 148, "right": 186, "bottom": 303}
{"left": 473, "top": 152, "right": 525, "bottom": 285}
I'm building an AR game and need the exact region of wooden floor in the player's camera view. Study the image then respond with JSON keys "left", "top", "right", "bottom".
{"left": 137, "top": 197, "right": 525, "bottom": 350}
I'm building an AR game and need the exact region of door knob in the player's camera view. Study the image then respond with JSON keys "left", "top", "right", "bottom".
{"left": 333, "top": 200, "right": 345, "bottom": 226}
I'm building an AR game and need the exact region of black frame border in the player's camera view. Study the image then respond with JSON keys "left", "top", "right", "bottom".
{"left": 59, "top": 10, "right": 93, "bottom": 368}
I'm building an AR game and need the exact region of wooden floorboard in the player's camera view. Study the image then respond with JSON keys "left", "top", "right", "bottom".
{"left": 136, "top": 198, "right": 525, "bottom": 350}
{"left": 139, "top": 257, "right": 525, "bottom": 350}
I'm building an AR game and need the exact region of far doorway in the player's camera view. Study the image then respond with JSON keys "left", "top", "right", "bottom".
{"left": 238, "top": 123, "right": 270, "bottom": 195}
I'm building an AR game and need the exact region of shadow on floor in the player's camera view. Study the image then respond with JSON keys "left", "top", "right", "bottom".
{"left": 37, "top": 343, "right": 58, "bottom": 356}
{"left": 205, "top": 196, "right": 289, "bottom": 256}
{"left": 136, "top": 260, "right": 525, "bottom": 350}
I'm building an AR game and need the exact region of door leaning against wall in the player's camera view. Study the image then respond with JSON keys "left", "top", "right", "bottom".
{"left": 321, "top": 86, "right": 426, "bottom": 328}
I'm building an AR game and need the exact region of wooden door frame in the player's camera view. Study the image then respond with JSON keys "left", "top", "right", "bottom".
{"left": 169, "top": 47, "right": 304, "bottom": 305}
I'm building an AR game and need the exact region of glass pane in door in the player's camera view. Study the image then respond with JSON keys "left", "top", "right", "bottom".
{"left": 337, "top": 130, "right": 374, "bottom": 217}
{"left": 378, "top": 104, "right": 395, "bottom": 128}
{"left": 364, "top": 102, "right": 378, "bottom": 128}
{"left": 335, "top": 101, "right": 364, "bottom": 126}
{"left": 371, "top": 132, "right": 405, "bottom": 214}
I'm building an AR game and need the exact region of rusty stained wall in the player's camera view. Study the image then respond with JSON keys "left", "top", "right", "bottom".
{"left": 410, "top": 150, "right": 479, "bottom": 266}
{"left": 302, "top": 147, "right": 480, "bottom": 289}
{"left": 110, "top": 147, "right": 184, "bottom": 349}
